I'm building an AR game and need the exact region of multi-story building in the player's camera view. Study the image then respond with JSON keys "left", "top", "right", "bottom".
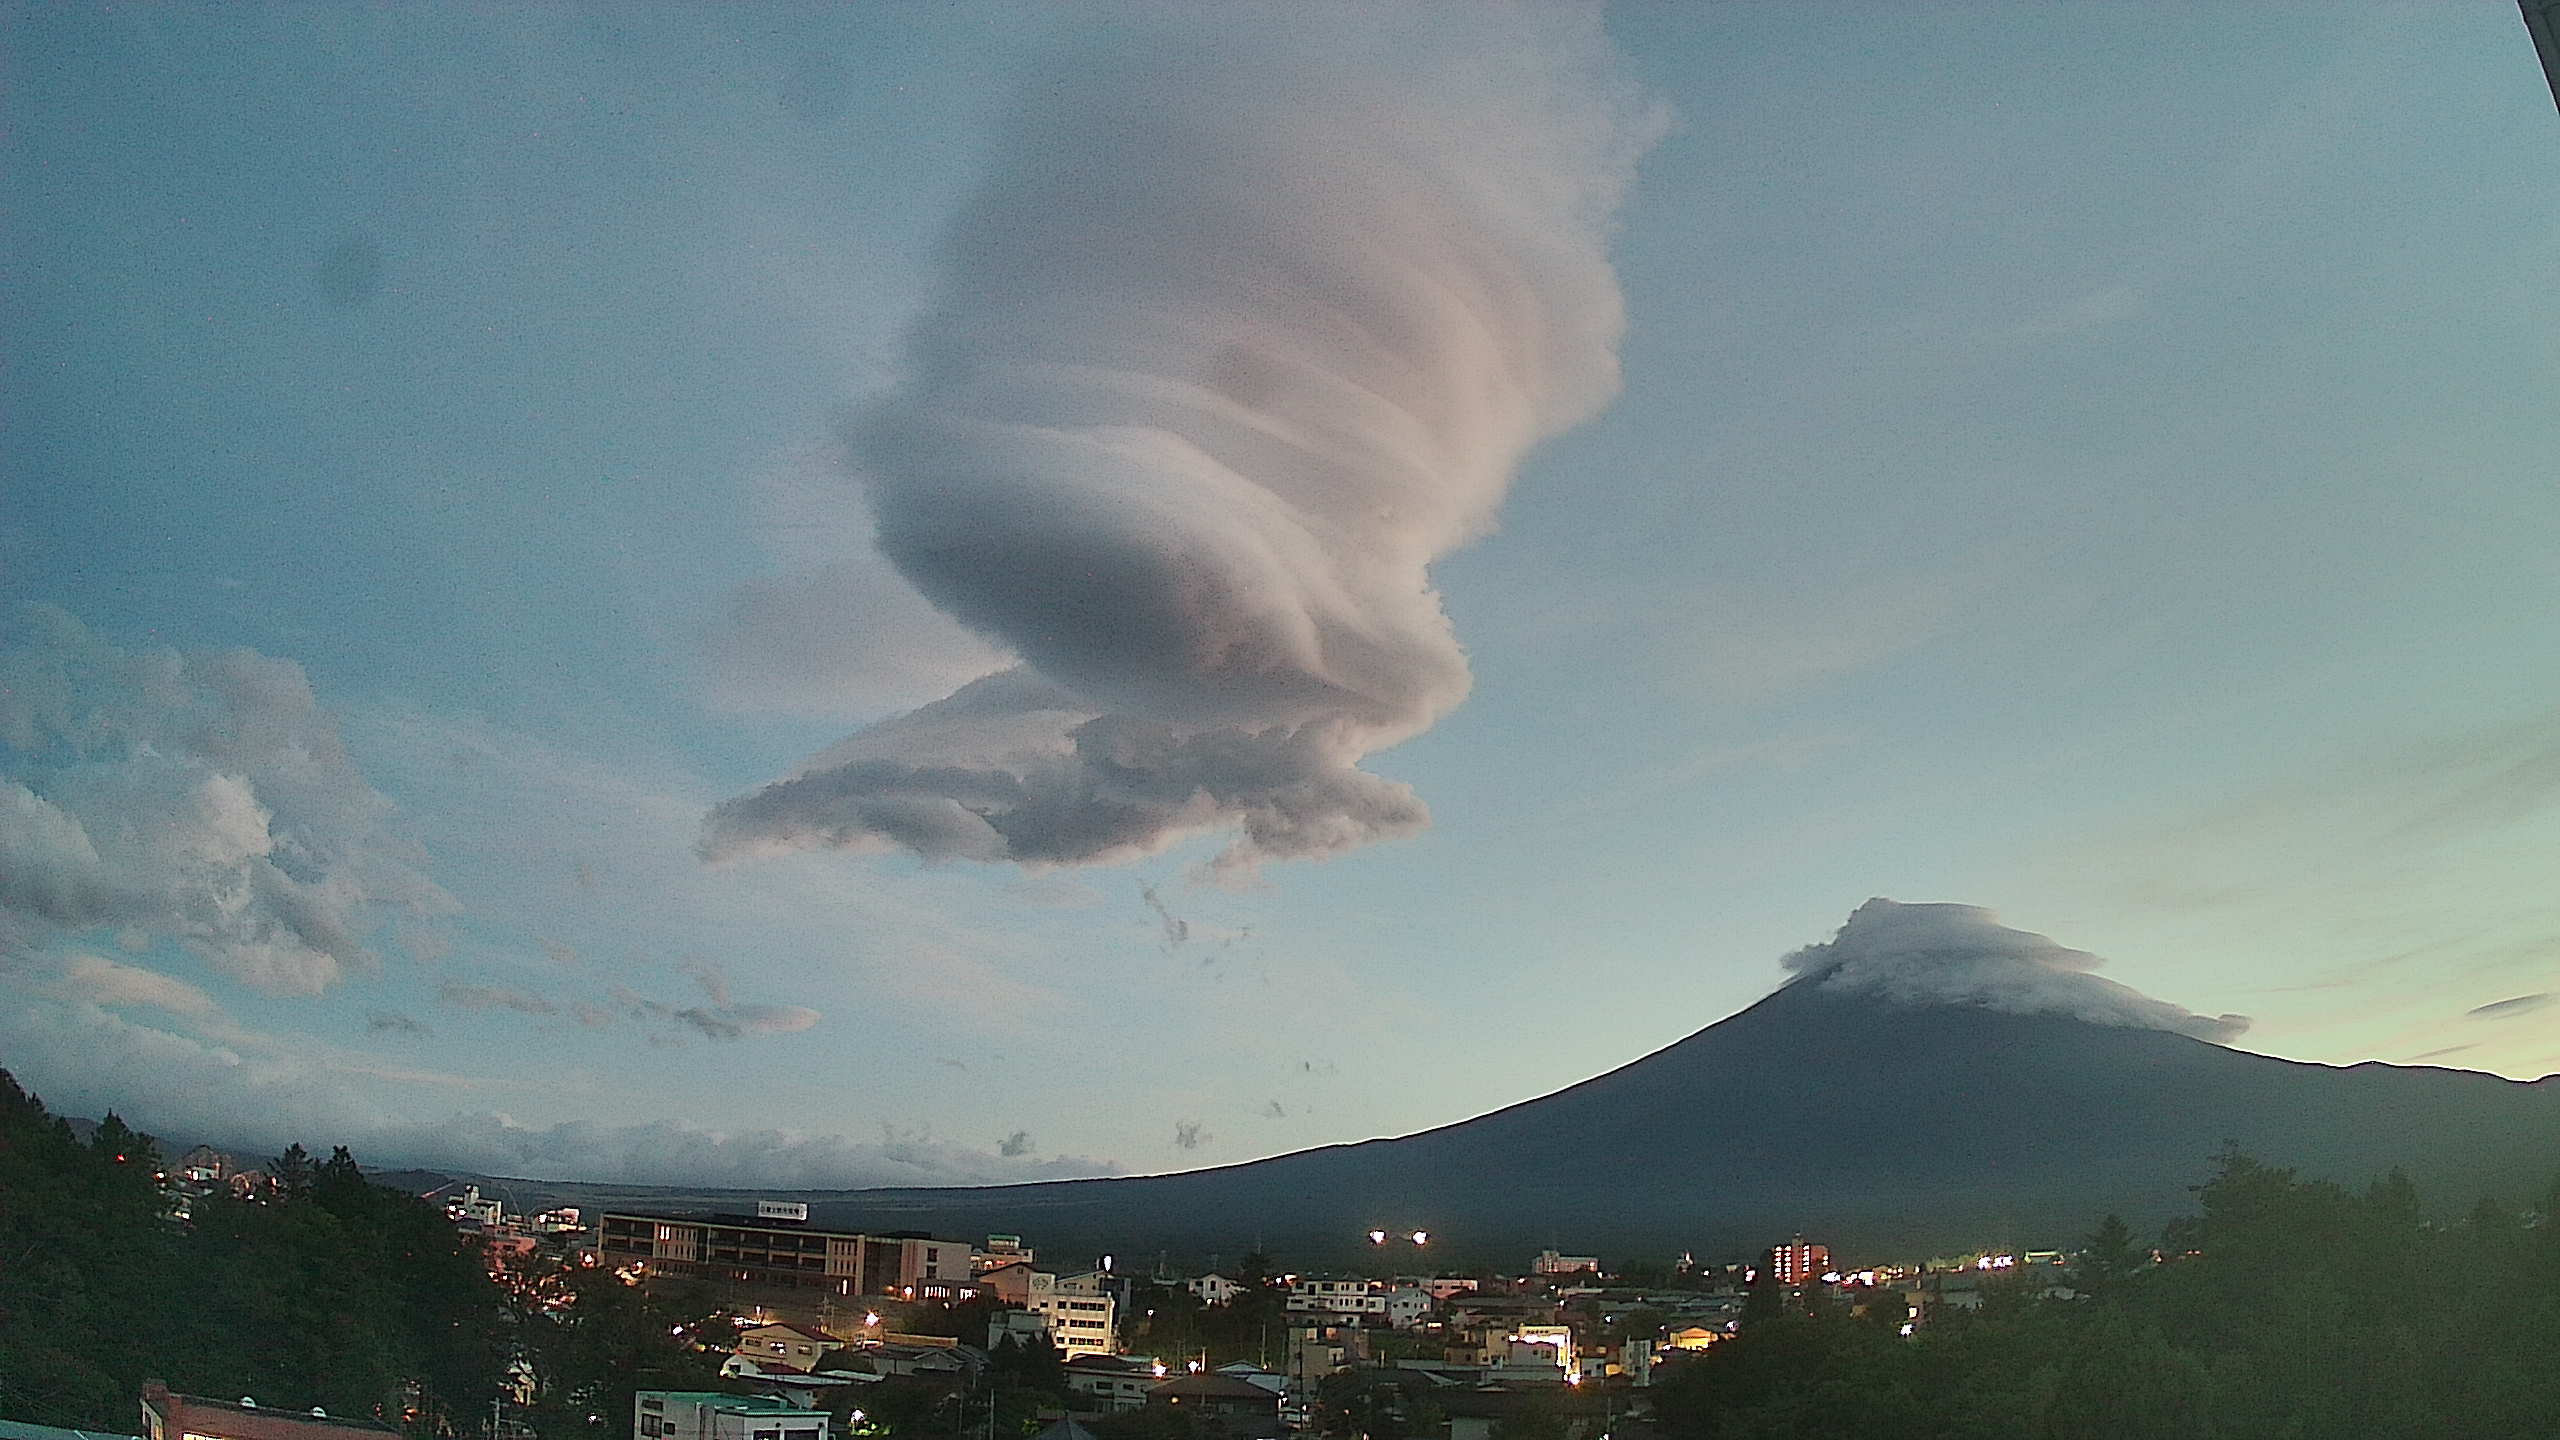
{"left": 1285, "top": 1277, "right": 1384, "bottom": 1317}
{"left": 597, "top": 1211, "right": 969, "bottom": 1299}
{"left": 1771, "top": 1237, "right": 1830, "bottom": 1286}
{"left": 634, "top": 1392, "right": 827, "bottom": 1440}
{"left": 1530, "top": 1251, "right": 1599, "bottom": 1277}
{"left": 975, "top": 1234, "right": 1035, "bottom": 1272}
{"left": 1035, "top": 1284, "right": 1118, "bottom": 1358}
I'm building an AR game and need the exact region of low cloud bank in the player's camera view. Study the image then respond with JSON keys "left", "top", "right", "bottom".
{"left": 1, "top": 990, "right": 1107, "bottom": 1190}
{"left": 1784, "top": 898, "right": 2251, "bottom": 1043}
{"left": 358, "top": 1113, "right": 1118, "bottom": 1190}
{"left": 0, "top": 606, "right": 450, "bottom": 993}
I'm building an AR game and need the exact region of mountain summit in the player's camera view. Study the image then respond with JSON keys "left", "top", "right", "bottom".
{"left": 800, "top": 901, "right": 2557, "bottom": 1260}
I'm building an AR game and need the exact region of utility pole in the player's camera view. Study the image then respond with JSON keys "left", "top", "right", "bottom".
{"left": 2525, "top": 0, "right": 2560, "bottom": 113}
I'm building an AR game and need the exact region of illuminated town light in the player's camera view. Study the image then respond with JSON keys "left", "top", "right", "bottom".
{"left": 1411, "top": 1231, "right": 1429, "bottom": 1246}
{"left": 1369, "top": 1229, "right": 1388, "bottom": 1245}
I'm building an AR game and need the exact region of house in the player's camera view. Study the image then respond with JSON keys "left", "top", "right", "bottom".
{"left": 1213, "top": 1363, "right": 1290, "bottom": 1397}
{"left": 175, "top": 1145, "right": 231, "bottom": 1185}
{"left": 978, "top": 1261, "right": 1050, "bottom": 1308}
{"left": 633, "top": 1392, "right": 827, "bottom": 1440}
{"left": 1062, "top": 1355, "right": 1164, "bottom": 1413}
{"left": 987, "top": 1307, "right": 1053, "bottom": 1352}
{"left": 730, "top": 1322, "right": 844, "bottom": 1375}
{"left": 1148, "top": 1373, "right": 1283, "bottom": 1438}
{"left": 1382, "top": 1287, "right": 1434, "bottom": 1328}
{"left": 1185, "top": 1272, "right": 1244, "bottom": 1307}
{"left": 140, "top": 1385, "right": 399, "bottom": 1440}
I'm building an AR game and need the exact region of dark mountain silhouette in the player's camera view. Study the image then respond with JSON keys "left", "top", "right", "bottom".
{"left": 319, "top": 950, "right": 2560, "bottom": 1268}
{"left": 785, "top": 978, "right": 2560, "bottom": 1263}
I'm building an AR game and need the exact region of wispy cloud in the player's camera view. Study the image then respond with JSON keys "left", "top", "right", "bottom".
{"left": 2465, "top": 993, "right": 2552, "bottom": 1021}
{"left": 439, "top": 982, "right": 556, "bottom": 1016}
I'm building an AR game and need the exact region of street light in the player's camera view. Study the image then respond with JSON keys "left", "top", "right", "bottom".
{"left": 1410, "top": 1232, "right": 1428, "bottom": 1246}
{"left": 1367, "top": 1230, "right": 1387, "bottom": 1245}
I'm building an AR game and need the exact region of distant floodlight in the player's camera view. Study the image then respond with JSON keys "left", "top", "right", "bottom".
{"left": 1368, "top": 1229, "right": 1387, "bottom": 1244}
{"left": 1411, "top": 1231, "right": 1429, "bottom": 1246}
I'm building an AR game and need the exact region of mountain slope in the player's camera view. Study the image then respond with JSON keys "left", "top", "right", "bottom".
{"left": 800, "top": 979, "right": 2560, "bottom": 1262}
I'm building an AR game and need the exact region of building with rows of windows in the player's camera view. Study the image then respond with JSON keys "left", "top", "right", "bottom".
{"left": 597, "top": 1211, "right": 970, "bottom": 1299}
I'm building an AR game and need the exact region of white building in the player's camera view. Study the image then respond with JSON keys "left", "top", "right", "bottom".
{"left": 1034, "top": 1284, "right": 1117, "bottom": 1358}
{"left": 1186, "top": 1273, "right": 1244, "bottom": 1307}
{"left": 1382, "top": 1287, "right": 1434, "bottom": 1328}
{"left": 1285, "top": 1278, "right": 1384, "bottom": 1317}
{"left": 1531, "top": 1251, "right": 1598, "bottom": 1276}
{"left": 1062, "top": 1355, "right": 1162, "bottom": 1413}
{"left": 635, "top": 1392, "right": 827, "bottom": 1440}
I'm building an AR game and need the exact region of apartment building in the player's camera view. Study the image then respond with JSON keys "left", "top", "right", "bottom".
{"left": 597, "top": 1211, "right": 968, "bottom": 1298}
{"left": 1284, "top": 1277, "right": 1384, "bottom": 1317}
{"left": 1035, "top": 1282, "right": 1118, "bottom": 1359}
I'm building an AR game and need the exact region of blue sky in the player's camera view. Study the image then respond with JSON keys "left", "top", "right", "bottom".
{"left": 4, "top": 2, "right": 2556, "bottom": 1187}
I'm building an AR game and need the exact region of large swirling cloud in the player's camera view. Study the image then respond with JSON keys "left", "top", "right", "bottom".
{"left": 707, "top": 5, "right": 1660, "bottom": 873}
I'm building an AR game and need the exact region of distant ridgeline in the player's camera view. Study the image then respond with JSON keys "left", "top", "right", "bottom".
{"left": 784, "top": 981, "right": 2560, "bottom": 1263}
{"left": 294, "top": 979, "right": 2560, "bottom": 1270}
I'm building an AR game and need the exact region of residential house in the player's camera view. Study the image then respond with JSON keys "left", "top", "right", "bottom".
{"left": 1062, "top": 1355, "right": 1163, "bottom": 1413}
{"left": 729, "top": 1323, "right": 843, "bottom": 1375}
{"left": 1147, "top": 1374, "right": 1282, "bottom": 1438}
{"left": 1185, "top": 1273, "right": 1244, "bottom": 1307}
{"left": 1381, "top": 1287, "right": 1434, "bottom": 1329}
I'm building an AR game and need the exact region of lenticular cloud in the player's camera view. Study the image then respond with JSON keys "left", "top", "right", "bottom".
{"left": 704, "top": 6, "right": 1659, "bottom": 873}
{"left": 1784, "top": 899, "right": 2252, "bottom": 1044}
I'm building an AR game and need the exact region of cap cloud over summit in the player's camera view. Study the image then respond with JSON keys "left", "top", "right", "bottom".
{"left": 1783, "top": 898, "right": 2251, "bottom": 1043}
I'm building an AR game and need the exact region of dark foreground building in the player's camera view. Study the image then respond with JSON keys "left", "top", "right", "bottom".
{"left": 140, "top": 1386, "right": 397, "bottom": 1440}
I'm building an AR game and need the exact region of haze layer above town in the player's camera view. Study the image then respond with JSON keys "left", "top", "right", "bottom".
{"left": 4, "top": 2, "right": 2557, "bottom": 1189}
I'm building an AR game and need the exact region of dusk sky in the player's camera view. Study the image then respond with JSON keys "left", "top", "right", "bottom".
{"left": 4, "top": 2, "right": 2556, "bottom": 1190}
